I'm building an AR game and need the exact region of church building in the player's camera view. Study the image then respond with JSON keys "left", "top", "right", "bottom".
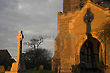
{"left": 52, "top": 0, "right": 110, "bottom": 73}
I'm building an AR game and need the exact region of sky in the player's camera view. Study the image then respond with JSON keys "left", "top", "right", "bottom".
{"left": 0, "top": 0, "right": 63, "bottom": 59}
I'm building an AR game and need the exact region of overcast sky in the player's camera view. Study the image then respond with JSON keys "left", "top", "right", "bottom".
{"left": 0, "top": 0, "right": 63, "bottom": 59}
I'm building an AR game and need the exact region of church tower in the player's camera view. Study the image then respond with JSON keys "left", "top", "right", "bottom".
{"left": 63, "top": 0, "right": 80, "bottom": 13}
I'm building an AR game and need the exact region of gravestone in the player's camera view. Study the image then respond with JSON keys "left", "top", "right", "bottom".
{"left": 0, "top": 65, "right": 5, "bottom": 73}
{"left": 39, "top": 65, "right": 44, "bottom": 70}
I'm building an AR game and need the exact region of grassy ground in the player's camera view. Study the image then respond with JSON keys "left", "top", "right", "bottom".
{"left": 28, "top": 69, "right": 56, "bottom": 73}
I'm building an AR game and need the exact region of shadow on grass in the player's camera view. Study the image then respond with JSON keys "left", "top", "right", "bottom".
{"left": 28, "top": 69, "right": 56, "bottom": 73}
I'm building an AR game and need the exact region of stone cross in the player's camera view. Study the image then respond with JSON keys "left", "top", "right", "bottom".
{"left": 17, "top": 30, "right": 24, "bottom": 64}
{"left": 84, "top": 8, "right": 94, "bottom": 34}
{"left": 5, "top": 30, "right": 24, "bottom": 73}
{"left": 17, "top": 30, "right": 24, "bottom": 72}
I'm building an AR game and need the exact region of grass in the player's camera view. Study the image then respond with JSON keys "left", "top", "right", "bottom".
{"left": 28, "top": 69, "right": 56, "bottom": 73}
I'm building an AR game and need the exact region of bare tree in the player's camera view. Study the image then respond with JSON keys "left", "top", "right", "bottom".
{"left": 24, "top": 36, "right": 43, "bottom": 49}
{"left": 22, "top": 48, "right": 52, "bottom": 70}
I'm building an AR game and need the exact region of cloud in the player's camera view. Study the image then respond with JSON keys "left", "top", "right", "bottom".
{"left": 0, "top": 0, "right": 62, "bottom": 58}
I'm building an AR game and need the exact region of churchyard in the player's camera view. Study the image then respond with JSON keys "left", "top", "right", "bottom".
{"left": 0, "top": 0, "right": 110, "bottom": 73}
{"left": 0, "top": 31, "right": 53, "bottom": 73}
